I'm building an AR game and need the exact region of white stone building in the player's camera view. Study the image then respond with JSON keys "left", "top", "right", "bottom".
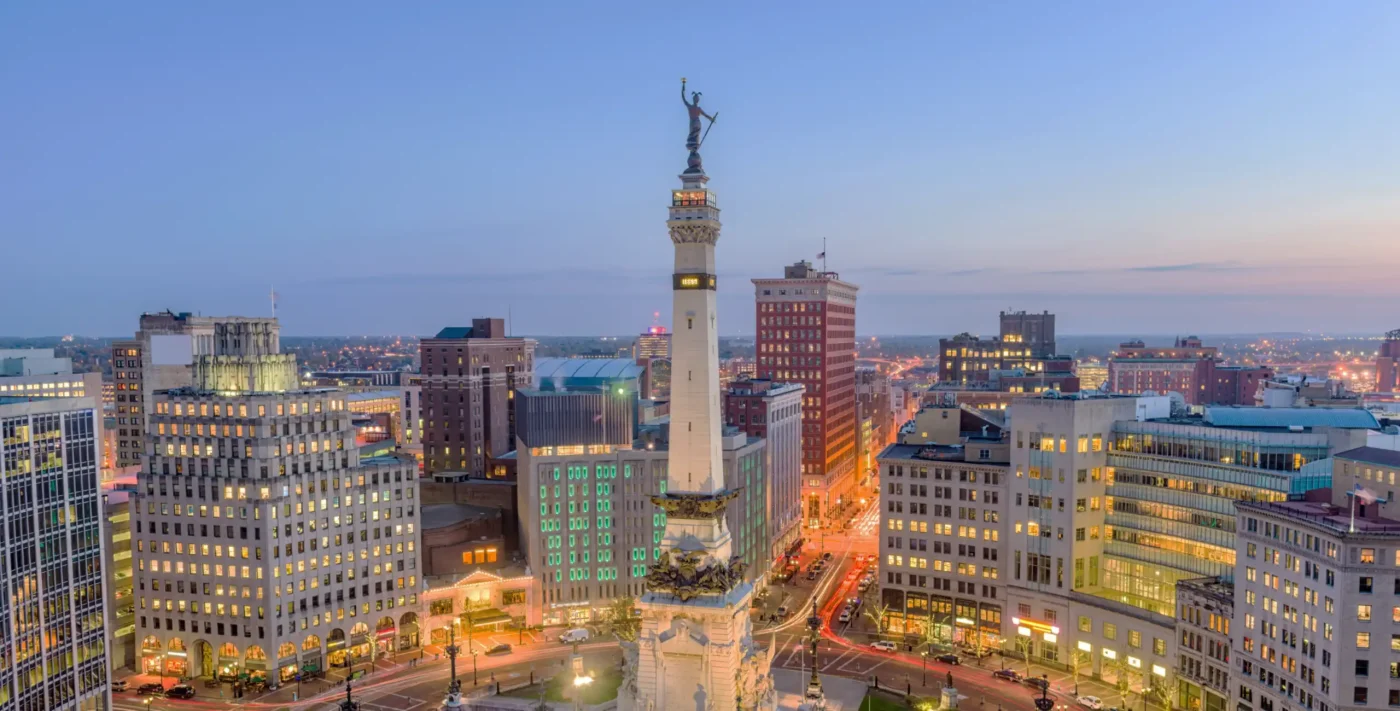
{"left": 1234, "top": 495, "right": 1400, "bottom": 711}
{"left": 131, "top": 379, "right": 422, "bottom": 685}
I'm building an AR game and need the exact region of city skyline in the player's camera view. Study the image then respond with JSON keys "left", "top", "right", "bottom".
{"left": 6, "top": 3, "right": 1400, "bottom": 336}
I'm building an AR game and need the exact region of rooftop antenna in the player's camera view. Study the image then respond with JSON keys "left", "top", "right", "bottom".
{"left": 270, "top": 287, "right": 279, "bottom": 318}
{"left": 508, "top": 305, "right": 512, "bottom": 337}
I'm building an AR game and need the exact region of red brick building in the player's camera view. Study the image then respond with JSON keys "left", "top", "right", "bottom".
{"left": 1108, "top": 337, "right": 1269, "bottom": 406}
{"left": 419, "top": 319, "right": 534, "bottom": 476}
{"left": 1376, "top": 329, "right": 1400, "bottom": 393}
{"left": 752, "top": 261, "right": 859, "bottom": 528}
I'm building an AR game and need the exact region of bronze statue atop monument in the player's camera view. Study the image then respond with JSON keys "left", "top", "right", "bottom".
{"left": 681, "top": 78, "right": 717, "bottom": 175}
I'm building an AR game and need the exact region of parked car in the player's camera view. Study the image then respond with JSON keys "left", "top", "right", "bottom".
{"left": 559, "top": 628, "right": 591, "bottom": 644}
{"left": 486, "top": 643, "right": 513, "bottom": 656}
{"left": 1077, "top": 696, "right": 1104, "bottom": 710}
{"left": 870, "top": 640, "right": 897, "bottom": 652}
{"left": 992, "top": 669, "right": 1023, "bottom": 683}
{"left": 776, "top": 605, "right": 789, "bottom": 618}
{"left": 805, "top": 571, "right": 817, "bottom": 581}
{"left": 110, "top": 680, "right": 128, "bottom": 692}
{"left": 137, "top": 683, "right": 166, "bottom": 696}
{"left": 838, "top": 610, "right": 852, "bottom": 623}
{"left": 822, "top": 552, "right": 833, "bottom": 561}
{"left": 934, "top": 653, "right": 960, "bottom": 665}
{"left": 165, "top": 685, "right": 196, "bottom": 700}
{"left": 1025, "top": 676, "right": 1050, "bottom": 692}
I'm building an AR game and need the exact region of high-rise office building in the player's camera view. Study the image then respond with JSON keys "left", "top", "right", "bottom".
{"left": 999, "top": 310, "right": 1057, "bottom": 358}
{"left": 876, "top": 414, "right": 1010, "bottom": 652}
{"left": 1174, "top": 577, "right": 1234, "bottom": 711}
{"left": 1233, "top": 491, "right": 1400, "bottom": 711}
{"left": 1001, "top": 394, "right": 1378, "bottom": 691}
{"left": 724, "top": 379, "right": 804, "bottom": 562}
{"left": 418, "top": 319, "right": 534, "bottom": 477}
{"left": 634, "top": 326, "right": 671, "bottom": 361}
{"left": 753, "top": 259, "right": 859, "bottom": 529}
{"left": 1375, "top": 329, "right": 1400, "bottom": 393}
{"left": 111, "top": 312, "right": 281, "bottom": 468}
{"left": 130, "top": 344, "right": 422, "bottom": 684}
{"left": 0, "top": 395, "right": 111, "bottom": 710}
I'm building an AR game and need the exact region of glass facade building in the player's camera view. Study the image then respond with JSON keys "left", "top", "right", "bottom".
{"left": 1100, "top": 414, "right": 1369, "bottom": 616}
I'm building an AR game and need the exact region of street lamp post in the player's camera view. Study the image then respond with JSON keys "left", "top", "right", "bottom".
{"left": 922, "top": 651, "right": 928, "bottom": 686}
{"left": 472, "top": 650, "right": 479, "bottom": 687}
{"left": 444, "top": 624, "right": 461, "bottom": 696}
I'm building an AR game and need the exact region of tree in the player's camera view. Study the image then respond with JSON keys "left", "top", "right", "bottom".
{"left": 606, "top": 596, "right": 640, "bottom": 642}
{"left": 864, "top": 602, "right": 892, "bottom": 636}
{"left": 1105, "top": 657, "right": 1139, "bottom": 710}
{"left": 1013, "top": 635, "right": 1033, "bottom": 676}
{"left": 1145, "top": 669, "right": 1175, "bottom": 710}
{"left": 920, "top": 615, "right": 942, "bottom": 653}
{"left": 1070, "top": 649, "right": 1089, "bottom": 695}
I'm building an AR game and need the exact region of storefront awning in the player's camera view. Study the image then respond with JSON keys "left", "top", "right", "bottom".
{"left": 463, "top": 608, "right": 512, "bottom": 627}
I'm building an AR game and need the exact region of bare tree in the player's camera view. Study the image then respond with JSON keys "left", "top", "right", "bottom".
{"left": 1014, "top": 635, "right": 1034, "bottom": 677}
{"left": 864, "top": 602, "right": 892, "bottom": 636}
{"left": 606, "top": 596, "right": 640, "bottom": 642}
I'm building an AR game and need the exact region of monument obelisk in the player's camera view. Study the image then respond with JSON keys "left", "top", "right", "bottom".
{"left": 618, "top": 79, "right": 773, "bottom": 711}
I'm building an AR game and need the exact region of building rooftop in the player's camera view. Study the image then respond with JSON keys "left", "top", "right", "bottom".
{"left": 433, "top": 327, "right": 474, "bottom": 339}
{"left": 879, "top": 442, "right": 1005, "bottom": 464}
{"left": 534, "top": 358, "right": 644, "bottom": 381}
{"left": 1236, "top": 498, "right": 1400, "bottom": 536}
{"left": 1176, "top": 577, "right": 1235, "bottom": 607}
{"left": 1334, "top": 446, "right": 1400, "bottom": 468}
{"left": 347, "top": 389, "right": 401, "bottom": 402}
{"left": 421, "top": 503, "right": 500, "bottom": 530}
{"left": 1203, "top": 407, "right": 1380, "bottom": 430}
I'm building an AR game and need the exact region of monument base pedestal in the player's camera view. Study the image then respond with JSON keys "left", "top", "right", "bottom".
{"left": 940, "top": 686, "right": 960, "bottom": 710}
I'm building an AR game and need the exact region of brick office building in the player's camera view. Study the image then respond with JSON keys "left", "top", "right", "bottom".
{"left": 752, "top": 260, "right": 859, "bottom": 528}
{"left": 418, "top": 319, "right": 534, "bottom": 477}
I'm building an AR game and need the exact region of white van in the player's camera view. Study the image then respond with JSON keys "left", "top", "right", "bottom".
{"left": 559, "top": 628, "right": 591, "bottom": 644}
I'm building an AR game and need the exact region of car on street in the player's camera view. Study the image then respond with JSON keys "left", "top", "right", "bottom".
{"left": 805, "top": 571, "right": 817, "bottom": 581}
{"left": 776, "top": 605, "right": 789, "bottom": 617}
{"left": 870, "top": 641, "right": 897, "bottom": 652}
{"left": 934, "top": 653, "right": 960, "bottom": 665}
{"left": 486, "top": 643, "right": 513, "bottom": 656}
{"left": 1025, "top": 676, "right": 1050, "bottom": 692}
{"left": 111, "top": 680, "right": 128, "bottom": 692}
{"left": 992, "top": 669, "right": 1023, "bottom": 683}
{"left": 837, "top": 610, "right": 851, "bottom": 623}
{"left": 137, "top": 683, "right": 166, "bottom": 696}
{"left": 1077, "top": 696, "right": 1103, "bottom": 710}
{"left": 165, "top": 685, "right": 197, "bottom": 700}
{"left": 822, "top": 552, "right": 833, "bottom": 561}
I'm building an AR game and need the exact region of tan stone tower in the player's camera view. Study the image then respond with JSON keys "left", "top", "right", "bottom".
{"left": 619, "top": 80, "right": 773, "bottom": 711}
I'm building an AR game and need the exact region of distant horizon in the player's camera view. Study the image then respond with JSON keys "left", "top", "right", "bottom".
{"left": 6, "top": 4, "right": 1399, "bottom": 336}
{"left": 3, "top": 329, "right": 1388, "bottom": 342}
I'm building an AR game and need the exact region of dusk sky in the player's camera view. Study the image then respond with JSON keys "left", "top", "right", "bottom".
{"left": 4, "top": 3, "right": 1399, "bottom": 338}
